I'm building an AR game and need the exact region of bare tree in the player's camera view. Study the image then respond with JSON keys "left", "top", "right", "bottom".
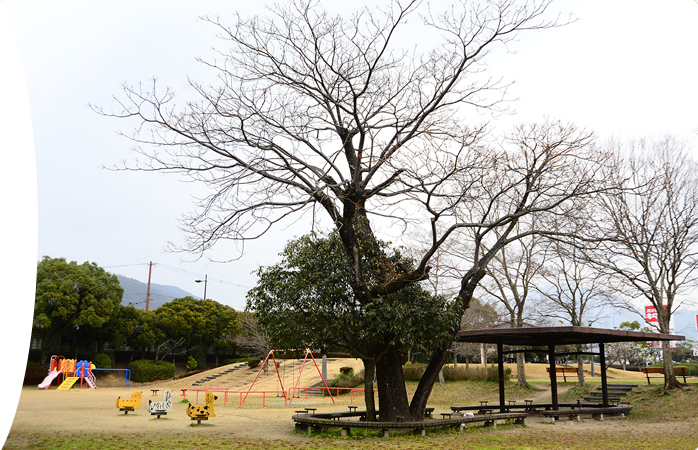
{"left": 453, "top": 298, "right": 500, "bottom": 367}
{"left": 581, "top": 137, "right": 698, "bottom": 391}
{"left": 476, "top": 225, "right": 546, "bottom": 388}
{"left": 234, "top": 312, "right": 271, "bottom": 361}
{"left": 97, "top": 0, "right": 616, "bottom": 421}
{"left": 534, "top": 242, "right": 618, "bottom": 386}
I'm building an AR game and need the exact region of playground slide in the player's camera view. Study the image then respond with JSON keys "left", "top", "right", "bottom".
{"left": 85, "top": 374, "right": 97, "bottom": 389}
{"left": 38, "top": 369, "right": 62, "bottom": 389}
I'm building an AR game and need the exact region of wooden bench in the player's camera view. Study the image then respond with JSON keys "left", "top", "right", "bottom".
{"left": 546, "top": 367, "right": 578, "bottom": 382}
{"left": 292, "top": 410, "right": 527, "bottom": 437}
{"left": 641, "top": 366, "right": 688, "bottom": 384}
{"left": 541, "top": 405, "right": 632, "bottom": 423}
{"left": 583, "top": 396, "right": 621, "bottom": 404}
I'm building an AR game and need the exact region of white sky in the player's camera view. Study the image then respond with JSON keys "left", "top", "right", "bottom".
{"left": 1, "top": 1, "right": 698, "bottom": 442}
{"left": 4, "top": 0, "right": 698, "bottom": 309}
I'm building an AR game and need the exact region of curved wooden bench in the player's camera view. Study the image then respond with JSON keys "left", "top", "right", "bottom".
{"left": 292, "top": 410, "right": 528, "bottom": 437}
{"left": 541, "top": 405, "right": 632, "bottom": 423}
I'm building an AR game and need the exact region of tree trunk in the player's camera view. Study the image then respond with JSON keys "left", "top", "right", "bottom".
{"left": 661, "top": 340, "right": 682, "bottom": 391}
{"left": 516, "top": 349, "right": 531, "bottom": 388}
{"left": 410, "top": 344, "right": 450, "bottom": 420}
{"left": 375, "top": 345, "right": 412, "bottom": 422}
{"left": 362, "top": 359, "right": 377, "bottom": 422}
{"left": 577, "top": 345, "right": 585, "bottom": 387}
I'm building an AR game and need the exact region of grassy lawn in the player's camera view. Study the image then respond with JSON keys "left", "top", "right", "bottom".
{"left": 6, "top": 371, "right": 698, "bottom": 450}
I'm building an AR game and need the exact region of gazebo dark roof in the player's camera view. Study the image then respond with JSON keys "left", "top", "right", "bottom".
{"left": 454, "top": 326, "right": 685, "bottom": 413}
{"left": 456, "top": 326, "right": 684, "bottom": 346}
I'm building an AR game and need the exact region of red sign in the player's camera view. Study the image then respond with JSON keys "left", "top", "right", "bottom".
{"left": 645, "top": 306, "right": 659, "bottom": 323}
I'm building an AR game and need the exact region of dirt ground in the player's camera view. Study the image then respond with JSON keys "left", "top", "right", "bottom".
{"left": 4, "top": 360, "right": 694, "bottom": 448}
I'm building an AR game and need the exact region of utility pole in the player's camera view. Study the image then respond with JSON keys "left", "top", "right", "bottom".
{"left": 146, "top": 261, "right": 153, "bottom": 312}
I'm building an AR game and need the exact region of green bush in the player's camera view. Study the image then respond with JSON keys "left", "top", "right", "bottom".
{"left": 678, "top": 363, "right": 698, "bottom": 377}
{"left": 193, "top": 352, "right": 207, "bottom": 370}
{"left": 442, "top": 365, "right": 507, "bottom": 382}
{"left": 222, "top": 358, "right": 249, "bottom": 366}
{"left": 128, "top": 359, "right": 175, "bottom": 382}
{"left": 92, "top": 353, "right": 113, "bottom": 369}
{"left": 248, "top": 358, "right": 261, "bottom": 369}
{"left": 327, "top": 369, "right": 365, "bottom": 392}
{"left": 402, "top": 364, "right": 427, "bottom": 381}
{"left": 187, "top": 356, "right": 198, "bottom": 371}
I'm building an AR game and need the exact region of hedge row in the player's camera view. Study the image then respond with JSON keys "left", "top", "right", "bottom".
{"left": 402, "top": 364, "right": 509, "bottom": 382}
{"left": 128, "top": 359, "right": 175, "bottom": 382}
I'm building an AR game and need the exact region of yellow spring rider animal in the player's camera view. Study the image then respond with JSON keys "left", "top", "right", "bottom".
{"left": 116, "top": 391, "right": 143, "bottom": 415}
{"left": 187, "top": 390, "right": 217, "bottom": 424}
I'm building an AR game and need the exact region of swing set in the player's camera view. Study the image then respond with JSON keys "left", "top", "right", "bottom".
{"left": 241, "top": 349, "right": 334, "bottom": 406}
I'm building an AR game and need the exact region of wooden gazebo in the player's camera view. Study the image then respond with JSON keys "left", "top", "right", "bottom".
{"left": 455, "top": 326, "right": 684, "bottom": 411}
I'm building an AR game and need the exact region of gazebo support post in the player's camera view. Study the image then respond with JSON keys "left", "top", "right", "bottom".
{"left": 548, "top": 344, "right": 559, "bottom": 410}
{"left": 599, "top": 343, "right": 608, "bottom": 406}
{"left": 497, "top": 342, "right": 506, "bottom": 413}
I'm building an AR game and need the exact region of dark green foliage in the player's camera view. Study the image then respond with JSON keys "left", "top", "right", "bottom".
{"left": 247, "top": 232, "right": 458, "bottom": 360}
{"left": 24, "top": 361, "right": 46, "bottom": 385}
{"left": 33, "top": 256, "right": 124, "bottom": 365}
{"left": 193, "top": 351, "right": 207, "bottom": 370}
{"left": 247, "top": 358, "right": 261, "bottom": 369}
{"left": 155, "top": 297, "right": 241, "bottom": 352}
{"left": 128, "top": 359, "right": 175, "bottom": 382}
{"left": 688, "top": 364, "right": 698, "bottom": 377}
{"left": 92, "top": 353, "right": 113, "bottom": 369}
{"left": 186, "top": 356, "right": 198, "bottom": 371}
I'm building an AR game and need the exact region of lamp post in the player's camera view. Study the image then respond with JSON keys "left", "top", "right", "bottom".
{"left": 195, "top": 274, "right": 208, "bottom": 300}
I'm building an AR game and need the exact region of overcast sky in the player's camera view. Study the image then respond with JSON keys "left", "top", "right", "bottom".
{"left": 3, "top": 0, "right": 697, "bottom": 308}
{"left": 2, "top": 0, "right": 697, "bottom": 442}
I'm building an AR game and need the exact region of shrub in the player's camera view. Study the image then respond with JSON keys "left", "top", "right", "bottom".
{"left": 92, "top": 353, "right": 113, "bottom": 369}
{"left": 441, "top": 365, "right": 507, "bottom": 382}
{"left": 24, "top": 361, "right": 46, "bottom": 385}
{"left": 222, "top": 358, "right": 249, "bottom": 366}
{"left": 128, "top": 359, "right": 175, "bottom": 382}
{"left": 402, "top": 364, "right": 427, "bottom": 381}
{"left": 329, "top": 369, "right": 363, "bottom": 390}
{"left": 688, "top": 364, "right": 698, "bottom": 377}
{"left": 248, "top": 358, "right": 261, "bottom": 369}
{"left": 187, "top": 356, "right": 198, "bottom": 371}
{"left": 193, "top": 352, "right": 207, "bottom": 370}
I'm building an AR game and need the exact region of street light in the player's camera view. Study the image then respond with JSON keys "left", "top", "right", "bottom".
{"left": 195, "top": 274, "right": 208, "bottom": 300}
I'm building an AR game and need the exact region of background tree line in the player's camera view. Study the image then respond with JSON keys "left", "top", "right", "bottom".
{"left": 32, "top": 256, "right": 245, "bottom": 371}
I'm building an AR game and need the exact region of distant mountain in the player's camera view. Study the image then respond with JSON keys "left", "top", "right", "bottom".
{"left": 117, "top": 275, "right": 198, "bottom": 310}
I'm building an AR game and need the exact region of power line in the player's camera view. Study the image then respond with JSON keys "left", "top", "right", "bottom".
{"left": 103, "top": 263, "right": 151, "bottom": 269}
{"left": 104, "top": 261, "right": 252, "bottom": 290}
{"left": 155, "top": 263, "right": 252, "bottom": 289}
